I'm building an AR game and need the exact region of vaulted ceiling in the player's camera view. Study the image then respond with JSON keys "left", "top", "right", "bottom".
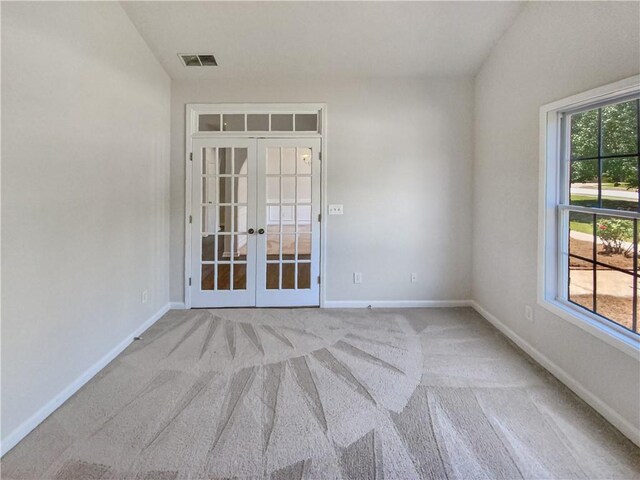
{"left": 121, "top": 1, "right": 525, "bottom": 80}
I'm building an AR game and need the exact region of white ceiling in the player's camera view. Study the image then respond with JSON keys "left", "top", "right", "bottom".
{"left": 121, "top": 1, "right": 525, "bottom": 80}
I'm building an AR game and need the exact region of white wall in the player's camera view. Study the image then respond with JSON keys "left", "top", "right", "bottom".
{"left": 1, "top": 2, "right": 171, "bottom": 450}
{"left": 472, "top": 2, "right": 640, "bottom": 441}
{"left": 171, "top": 77, "right": 474, "bottom": 305}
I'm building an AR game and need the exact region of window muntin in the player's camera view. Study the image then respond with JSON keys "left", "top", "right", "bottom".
{"left": 562, "top": 98, "right": 640, "bottom": 334}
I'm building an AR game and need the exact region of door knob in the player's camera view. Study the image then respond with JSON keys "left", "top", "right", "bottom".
{"left": 258, "top": 228, "right": 265, "bottom": 234}
{"left": 248, "top": 228, "right": 255, "bottom": 234}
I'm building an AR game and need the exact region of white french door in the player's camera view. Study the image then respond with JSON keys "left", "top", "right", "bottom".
{"left": 190, "top": 137, "right": 321, "bottom": 307}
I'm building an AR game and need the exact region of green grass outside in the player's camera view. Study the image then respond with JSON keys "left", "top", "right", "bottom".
{"left": 569, "top": 195, "right": 637, "bottom": 240}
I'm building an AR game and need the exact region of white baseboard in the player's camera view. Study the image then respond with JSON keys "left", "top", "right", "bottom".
{"left": 0, "top": 303, "right": 171, "bottom": 457}
{"left": 470, "top": 300, "right": 640, "bottom": 447}
{"left": 323, "top": 299, "right": 473, "bottom": 309}
{"left": 169, "top": 302, "right": 186, "bottom": 310}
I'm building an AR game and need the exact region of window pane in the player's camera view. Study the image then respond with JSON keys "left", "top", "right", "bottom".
{"left": 595, "top": 267, "right": 634, "bottom": 330}
{"left": 601, "top": 100, "right": 638, "bottom": 156}
{"left": 282, "top": 263, "right": 295, "bottom": 289}
{"left": 596, "top": 216, "right": 634, "bottom": 272}
{"left": 297, "top": 263, "right": 311, "bottom": 289}
{"left": 570, "top": 159, "right": 598, "bottom": 207}
{"left": 569, "top": 212, "right": 594, "bottom": 311}
{"left": 297, "top": 177, "right": 311, "bottom": 203}
{"left": 297, "top": 148, "right": 312, "bottom": 174}
{"left": 203, "top": 147, "right": 217, "bottom": 175}
{"left": 282, "top": 234, "right": 295, "bottom": 260}
{"left": 295, "top": 114, "right": 318, "bottom": 131}
{"left": 601, "top": 157, "right": 638, "bottom": 211}
{"left": 267, "top": 234, "right": 280, "bottom": 261}
{"left": 570, "top": 109, "right": 598, "bottom": 159}
{"left": 247, "top": 114, "right": 269, "bottom": 131}
{"left": 217, "top": 264, "right": 231, "bottom": 290}
{"left": 266, "top": 263, "right": 279, "bottom": 289}
{"left": 222, "top": 114, "right": 245, "bottom": 131}
{"left": 202, "top": 236, "right": 215, "bottom": 261}
{"left": 271, "top": 114, "right": 293, "bottom": 131}
{"left": 282, "top": 148, "right": 296, "bottom": 174}
{"left": 219, "top": 148, "right": 233, "bottom": 175}
{"left": 233, "top": 264, "right": 246, "bottom": 290}
{"left": 202, "top": 265, "right": 215, "bottom": 290}
{"left": 267, "top": 148, "right": 280, "bottom": 174}
{"left": 199, "top": 114, "right": 220, "bottom": 132}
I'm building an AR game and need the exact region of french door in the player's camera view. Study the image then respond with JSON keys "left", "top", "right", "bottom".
{"left": 190, "top": 138, "right": 321, "bottom": 307}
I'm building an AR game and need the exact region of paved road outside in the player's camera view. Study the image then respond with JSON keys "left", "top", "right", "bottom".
{"left": 571, "top": 186, "right": 638, "bottom": 201}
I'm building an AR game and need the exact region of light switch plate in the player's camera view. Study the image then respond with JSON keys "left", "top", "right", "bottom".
{"left": 328, "top": 204, "right": 344, "bottom": 215}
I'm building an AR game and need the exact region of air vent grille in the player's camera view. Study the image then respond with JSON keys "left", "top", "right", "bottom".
{"left": 179, "top": 54, "right": 218, "bottom": 67}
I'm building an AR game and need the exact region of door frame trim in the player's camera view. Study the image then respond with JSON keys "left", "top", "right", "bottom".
{"left": 184, "top": 103, "right": 328, "bottom": 309}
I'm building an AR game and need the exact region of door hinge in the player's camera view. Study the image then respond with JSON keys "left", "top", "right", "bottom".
{"left": 189, "top": 215, "right": 192, "bottom": 224}
{"left": 189, "top": 152, "right": 193, "bottom": 161}
{"left": 317, "top": 276, "right": 321, "bottom": 285}
{"left": 189, "top": 277, "right": 192, "bottom": 286}
{"left": 318, "top": 213, "right": 321, "bottom": 222}
{"left": 319, "top": 151, "right": 322, "bottom": 161}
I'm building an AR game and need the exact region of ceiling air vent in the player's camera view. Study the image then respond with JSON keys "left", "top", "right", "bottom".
{"left": 179, "top": 54, "right": 218, "bottom": 67}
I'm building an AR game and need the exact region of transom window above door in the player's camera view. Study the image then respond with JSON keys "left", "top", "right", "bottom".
{"left": 198, "top": 112, "right": 320, "bottom": 133}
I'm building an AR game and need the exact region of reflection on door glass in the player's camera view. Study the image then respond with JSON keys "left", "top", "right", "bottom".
{"left": 267, "top": 148, "right": 280, "bottom": 174}
{"left": 266, "top": 263, "right": 279, "bottom": 289}
{"left": 202, "top": 236, "right": 215, "bottom": 262}
{"left": 218, "top": 148, "right": 233, "bottom": 175}
{"left": 236, "top": 177, "right": 248, "bottom": 204}
{"left": 267, "top": 234, "right": 280, "bottom": 261}
{"left": 217, "top": 264, "right": 231, "bottom": 290}
{"left": 203, "top": 147, "right": 217, "bottom": 175}
{"left": 235, "top": 148, "right": 248, "bottom": 174}
{"left": 266, "top": 178, "right": 280, "bottom": 203}
{"left": 297, "top": 234, "right": 311, "bottom": 260}
{"left": 218, "top": 177, "right": 233, "bottom": 204}
{"left": 297, "top": 177, "right": 311, "bottom": 203}
{"left": 281, "top": 234, "right": 296, "bottom": 260}
{"left": 297, "top": 148, "right": 312, "bottom": 174}
{"left": 202, "top": 265, "right": 215, "bottom": 290}
{"left": 282, "top": 148, "right": 296, "bottom": 174}
{"left": 296, "top": 205, "right": 311, "bottom": 227}
{"left": 282, "top": 177, "right": 295, "bottom": 203}
{"left": 234, "top": 264, "right": 247, "bottom": 290}
{"left": 297, "top": 263, "right": 311, "bottom": 289}
{"left": 202, "top": 177, "right": 216, "bottom": 204}
{"left": 202, "top": 206, "right": 217, "bottom": 233}
{"left": 282, "top": 263, "right": 295, "bottom": 289}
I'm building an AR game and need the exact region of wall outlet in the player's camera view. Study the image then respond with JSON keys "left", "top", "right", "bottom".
{"left": 141, "top": 289, "right": 148, "bottom": 304}
{"left": 411, "top": 272, "right": 418, "bottom": 283}
{"left": 328, "top": 204, "right": 344, "bottom": 215}
{"left": 353, "top": 272, "right": 362, "bottom": 284}
{"left": 524, "top": 304, "right": 533, "bottom": 322}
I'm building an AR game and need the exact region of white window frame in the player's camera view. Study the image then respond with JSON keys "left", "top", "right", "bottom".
{"left": 539, "top": 75, "right": 640, "bottom": 358}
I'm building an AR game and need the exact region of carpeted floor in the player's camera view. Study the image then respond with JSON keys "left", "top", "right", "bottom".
{"left": 2, "top": 307, "right": 639, "bottom": 479}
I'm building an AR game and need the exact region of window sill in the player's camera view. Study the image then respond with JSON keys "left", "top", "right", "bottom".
{"left": 538, "top": 297, "right": 640, "bottom": 359}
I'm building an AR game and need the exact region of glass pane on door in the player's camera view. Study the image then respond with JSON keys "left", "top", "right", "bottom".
{"left": 201, "top": 146, "right": 249, "bottom": 291}
{"left": 264, "top": 146, "right": 313, "bottom": 290}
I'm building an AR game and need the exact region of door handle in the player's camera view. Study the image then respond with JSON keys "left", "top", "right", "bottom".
{"left": 248, "top": 228, "right": 255, "bottom": 234}
{"left": 258, "top": 228, "right": 265, "bottom": 235}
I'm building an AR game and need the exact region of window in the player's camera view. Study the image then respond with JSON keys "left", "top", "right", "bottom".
{"left": 540, "top": 77, "right": 640, "bottom": 351}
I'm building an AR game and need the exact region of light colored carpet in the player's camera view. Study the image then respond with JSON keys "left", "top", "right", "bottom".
{"left": 2, "top": 307, "right": 639, "bottom": 479}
